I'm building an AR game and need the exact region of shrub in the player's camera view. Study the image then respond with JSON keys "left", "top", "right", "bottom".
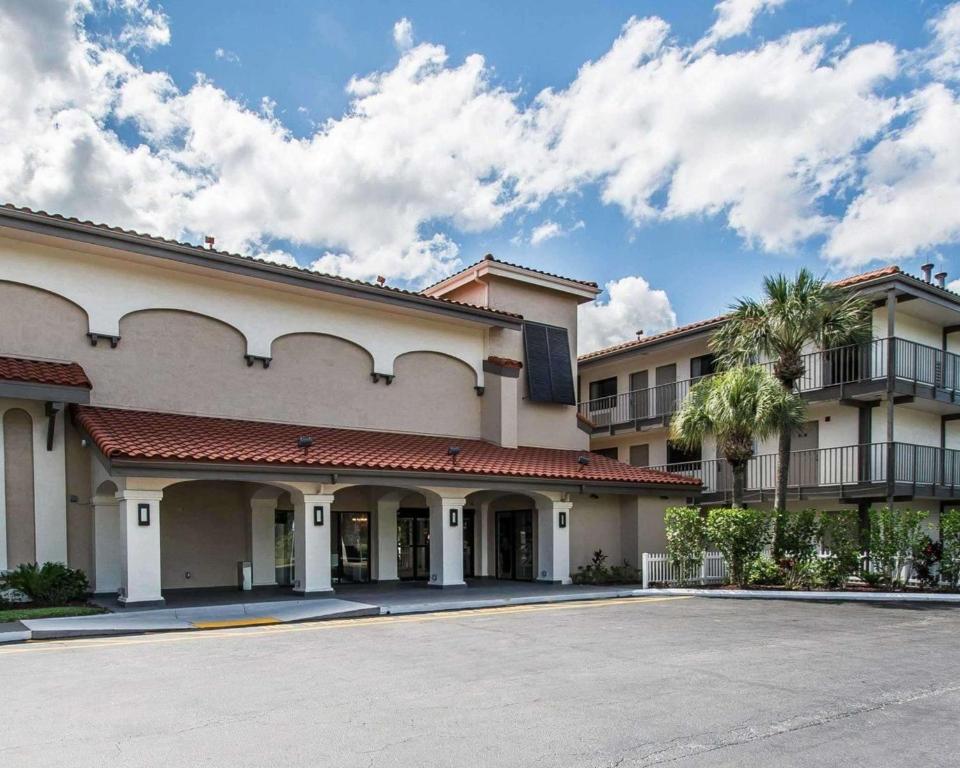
{"left": 818, "top": 510, "right": 860, "bottom": 589}
{"left": 747, "top": 556, "right": 783, "bottom": 586}
{"left": 705, "top": 507, "right": 771, "bottom": 587}
{"left": 941, "top": 509, "right": 960, "bottom": 590}
{"left": 912, "top": 536, "right": 942, "bottom": 589}
{"left": 572, "top": 550, "right": 641, "bottom": 585}
{"left": 664, "top": 506, "right": 705, "bottom": 586}
{"left": 0, "top": 562, "right": 89, "bottom": 606}
{"left": 778, "top": 508, "right": 820, "bottom": 588}
{"left": 869, "top": 507, "right": 928, "bottom": 587}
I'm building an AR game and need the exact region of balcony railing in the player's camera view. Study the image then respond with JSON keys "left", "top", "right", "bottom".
{"left": 578, "top": 337, "right": 960, "bottom": 432}
{"left": 649, "top": 442, "right": 960, "bottom": 499}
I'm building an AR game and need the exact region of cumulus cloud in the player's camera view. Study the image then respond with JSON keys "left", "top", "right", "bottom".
{"left": 578, "top": 276, "right": 677, "bottom": 354}
{"left": 393, "top": 17, "right": 414, "bottom": 50}
{"left": 529, "top": 219, "right": 583, "bottom": 245}
{"left": 927, "top": 3, "right": 960, "bottom": 81}
{"left": 0, "top": 0, "right": 958, "bottom": 285}
{"left": 696, "top": 0, "right": 786, "bottom": 52}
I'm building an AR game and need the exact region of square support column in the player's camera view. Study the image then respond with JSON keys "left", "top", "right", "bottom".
{"left": 117, "top": 490, "right": 164, "bottom": 607}
{"left": 251, "top": 497, "right": 278, "bottom": 586}
{"left": 537, "top": 501, "right": 572, "bottom": 584}
{"left": 294, "top": 493, "right": 335, "bottom": 594}
{"left": 92, "top": 494, "right": 121, "bottom": 595}
{"left": 429, "top": 497, "right": 466, "bottom": 588}
{"left": 373, "top": 499, "right": 399, "bottom": 582}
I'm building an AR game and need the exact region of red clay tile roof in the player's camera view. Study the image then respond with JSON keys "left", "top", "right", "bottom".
{"left": 578, "top": 265, "right": 910, "bottom": 364}
{"left": 487, "top": 355, "right": 523, "bottom": 369}
{"left": 0, "top": 356, "right": 91, "bottom": 388}
{"left": 422, "top": 253, "right": 599, "bottom": 292}
{"left": 74, "top": 405, "right": 699, "bottom": 487}
{"left": 0, "top": 204, "right": 521, "bottom": 322}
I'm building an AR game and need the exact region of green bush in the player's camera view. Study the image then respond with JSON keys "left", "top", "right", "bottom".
{"left": 941, "top": 509, "right": 960, "bottom": 590}
{"left": 0, "top": 562, "right": 89, "bottom": 607}
{"left": 664, "top": 506, "right": 705, "bottom": 586}
{"left": 869, "top": 507, "right": 928, "bottom": 587}
{"left": 705, "top": 507, "right": 771, "bottom": 587}
{"left": 818, "top": 510, "right": 860, "bottom": 589}
{"left": 778, "top": 508, "right": 820, "bottom": 588}
{"left": 747, "top": 556, "right": 783, "bottom": 586}
{"left": 572, "top": 550, "right": 641, "bottom": 585}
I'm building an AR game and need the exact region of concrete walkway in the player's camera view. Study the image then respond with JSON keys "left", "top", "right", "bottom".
{"left": 5, "top": 582, "right": 960, "bottom": 643}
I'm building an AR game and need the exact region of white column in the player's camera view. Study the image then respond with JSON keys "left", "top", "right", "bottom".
{"left": 537, "top": 501, "right": 572, "bottom": 584}
{"left": 251, "top": 497, "right": 278, "bottom": 586}
{"left": 476, "top": 501, "right": 492, "bottom": 577}
{"left": 374, "top": 499, "right": 399, "bottom": 582}
{"left": 92, "top": 494, "right": 121, "bottom": 594}
{"left": 294, "top": 493, "right": 334, "bottom": 594}
{"left": 117, "top": 490, "right": 164, "bottom": 606}
{"left": 428, "top": 496, "right": 466, "bottom": 588}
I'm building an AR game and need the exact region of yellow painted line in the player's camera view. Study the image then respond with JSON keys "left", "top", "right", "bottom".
{"left": 0, "top": 595, "right": 691, "bottom": 656}
{"left": 191, "top": 617, "right": 280, "bottom": 629}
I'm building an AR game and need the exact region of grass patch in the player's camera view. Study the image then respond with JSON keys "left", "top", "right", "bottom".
{"left": 0, "top": 605, "right": 106, "bottom": 623}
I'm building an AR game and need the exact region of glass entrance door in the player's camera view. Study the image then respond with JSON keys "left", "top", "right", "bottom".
{"left": 331, "top": 511, "right": 370, "bottom": 584}
{"left": 274, "top": 509, "right": 294, "bottom": 586}
{"left": 397, "top": 509, "right": 430, "bottom": 580}
{"left": 463, "top": 509, "right": 476, "bottom": 578}
{"left": 496, "top": 510, "right": 534, "bottom": 581}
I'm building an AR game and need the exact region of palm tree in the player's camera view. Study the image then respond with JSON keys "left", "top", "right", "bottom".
{"left": 710, "top": 269, "right": 871, "bottom": 543}
{"left": 671, "top": 366, "right": 806, "bottom": 508}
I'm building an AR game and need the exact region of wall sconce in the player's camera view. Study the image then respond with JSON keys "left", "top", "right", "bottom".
{"left": 313, "top": 505, "right": 325, "bottom": 526}
{"left": 137, "top": 503, "right": 150, "bottom": 526}
{"left": 449, "top": 508, "right": 459, "bottom": 527}
{"left": 558, "top": 511, "right": 567, "bottom": 529}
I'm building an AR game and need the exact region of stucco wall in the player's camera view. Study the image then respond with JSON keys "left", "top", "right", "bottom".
{"left": 569, "top": 493, "right": 623, "bottom": 571}
{"left": 65, "top": 420, "right": 93, "bottom": 577}
{"left": 160, "top": 481, "right": 252, "bottom": 589}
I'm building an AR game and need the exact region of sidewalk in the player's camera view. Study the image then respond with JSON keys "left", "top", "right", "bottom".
{"left": 4, "top": 583, "right": 960, "bottom": 644}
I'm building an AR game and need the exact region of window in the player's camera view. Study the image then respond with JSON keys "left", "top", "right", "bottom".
{"left": 588, "top": 377, "right": 617, "bottom": 412}
{"left": 667, "top": 441, "right": 701, "bottom": 465}
{"left": 629, "top": 444, "right": 650, "bottom": 467}
{"left": 691, "top": 353, "right": 717, "bottom": 381}
{"left": 592, "top": 447, "right": 619, "bottom": 460}
{"left": 523, "top": 322, "right": 576, "bottom": 405}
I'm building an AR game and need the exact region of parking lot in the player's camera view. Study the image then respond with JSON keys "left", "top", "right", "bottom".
{"left": 2, "top": 595, "right": 958, "bottom": 767}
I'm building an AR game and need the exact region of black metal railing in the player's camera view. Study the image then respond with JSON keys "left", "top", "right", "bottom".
{"left": 649, "top": 442, "right": 960, "bottom": 497}
{"left": 578, "top": 337, "right": 960, "bottom": 429}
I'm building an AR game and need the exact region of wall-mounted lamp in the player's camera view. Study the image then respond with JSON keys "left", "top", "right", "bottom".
{"left": 137, "top": 503, "right": 150, "bottom": 526}
{"left": 313, "top": 505, "right": 325, "bottom": 526}
{"left": 449, "top": 508, "right": 459, "bottom": 527}
{"left": 558, "top": 511, "right": 567, "bottom": 529}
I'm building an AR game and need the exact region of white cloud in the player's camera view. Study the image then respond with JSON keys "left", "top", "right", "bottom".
{"left": 825, "top": 84, "right": 960, "bottom": 266}
{"left": 214, "top": 47, "right": 240, "bottom": 64}
{"left": 577, "top": 275, "right": 677, "bottom": 354}
{"left": 530, "top": 220, "right": 561, "bottom": 245}
{"left": 393, "top": 18, "right": 414, "bottom": 51}
{"left": 927, "top": 3, "right": 960, "bottom": 81}
{"left": 0, "top": 0, "right": 957, "bottom": 285}
{"left": 695, "top": 0, "right": 786, "bottom": 53}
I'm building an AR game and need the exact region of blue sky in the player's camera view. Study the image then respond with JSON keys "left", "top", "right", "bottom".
{"left": 2, "top": 0, "right": 960, "bottom": 351}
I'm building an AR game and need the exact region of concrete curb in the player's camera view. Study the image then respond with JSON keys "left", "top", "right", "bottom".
{"left": 646, "top": 588, "right": 960, "bottom": 603}
{"left": 0, "top": 621, "right": 30, "bottom": 644}
{"left": 379, "top": 588, "right": 648, "bottom": 615}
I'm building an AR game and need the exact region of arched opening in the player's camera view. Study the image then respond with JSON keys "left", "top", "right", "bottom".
{"left": 466, "top": 491, "right": 550, "bottom": 582}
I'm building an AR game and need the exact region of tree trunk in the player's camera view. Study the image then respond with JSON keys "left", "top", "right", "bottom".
{"left": 773, "top": 427, "right": 792, "bottom": 556}
{"left": 732, "top": 463, "right": 746, "bottom": 509}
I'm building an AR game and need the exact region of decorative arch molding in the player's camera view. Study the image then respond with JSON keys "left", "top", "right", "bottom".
{"left": 392, "top": 349, "right": 482, "bottom": 387}
{"left": 0, "top": 243, "right": 488, "bottom": 377}
{"left": 269, "top": 331, "right": 375, "bottom": 372}
{"left": 0, "top": 279, "right": 91, "bottom": 326}
{"left": 118, "top": 307, "right": 250, "bottom": 349}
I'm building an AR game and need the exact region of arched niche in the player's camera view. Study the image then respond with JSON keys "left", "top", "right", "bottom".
{"left": 3, "top": 408, "right": 36, "bottom": 567}
{"left": 0, "top": 280, "right": 89, "bottom": 360}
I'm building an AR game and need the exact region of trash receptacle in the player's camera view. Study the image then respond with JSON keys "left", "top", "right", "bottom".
{"left": 237, "top": 560, "right": 252, "bottom": 591}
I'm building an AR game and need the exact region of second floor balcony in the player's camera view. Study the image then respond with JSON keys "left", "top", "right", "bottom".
{"left": 577, "top": 337, "right": 960, "bottom": 435}
{"left": 648, "top": 441, "right": 960, "bottom": 504}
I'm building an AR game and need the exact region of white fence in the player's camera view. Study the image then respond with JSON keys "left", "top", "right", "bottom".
{"left": 641, "top": 552, "right": 727, "bottom": 589}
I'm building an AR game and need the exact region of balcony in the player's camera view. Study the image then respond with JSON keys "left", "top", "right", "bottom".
{"left": 577, "top": 337, "right": 960, "bottom": 435}
{"left": 648, "top": 442, "right": 960, "bottom": 504}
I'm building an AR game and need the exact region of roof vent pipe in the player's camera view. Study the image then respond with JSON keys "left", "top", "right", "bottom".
{"left": 936, "top": 272, "right": 947, "bottom": 289}
{"left": 921, "top": 263, "right": 934, "bottom": 283}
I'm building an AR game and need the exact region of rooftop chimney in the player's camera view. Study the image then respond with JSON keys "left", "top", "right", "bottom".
{"left": 921, "top": 263, "right": 934, "bottom": 283}
{"left": 936, "top": 271, "right": 947, "bottom": 289}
